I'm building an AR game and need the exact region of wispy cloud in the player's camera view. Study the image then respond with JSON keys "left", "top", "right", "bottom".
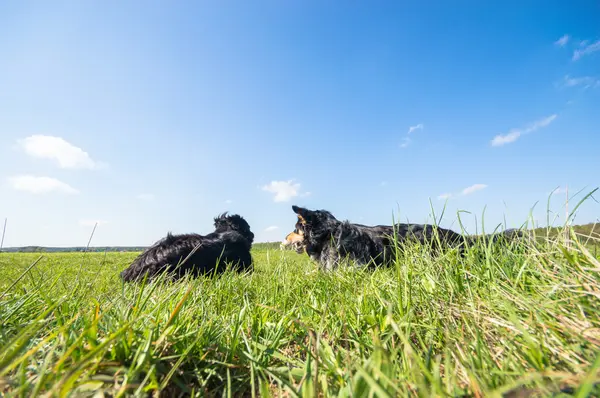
{"left": 552, "top": 188, "right": 566, "bottom": 196}
{"left": 554, "top": 34, "right": 570, "bottom": 47}
{"left": 8, "top": 175, "right": 79, "bottom": 194}
{"left": 573, "top": 39, "right": 600, "bottom": 61}
{"left": 262, "top": 179, "right": 303, "bottom": 202}
{"left": 400, "top": 123, "right": 424, "bottom": 148}
{"left": 79, "top": 219, "right": 108, "bottom": 227}
{"left": 559, "top": 74, "right": 600, "bottom": 89}
{"left": 136, "top": 193, "right": 155, "bottom": 201}
{"left": 437, "top": 184, "right": 487, "bottom": 200}
{"left": 491, "top": 114, "right": 557, "bottom": 147}
{"left": 17, "top": 135, "right": 104, "bottom": 169}
{"left": 264, "top": 225, "right": 279, "bottom": 232}
{"left": 461, "top": 184, "right": 487, "bottom": 196}
{"left": 407, "top": 123, "right": 424, "bottom": 134}
{"left": 551, "top": 186, "right": 571, "bottom": 196}
{"left": 491, "top": 131, "right": 522, "bottom": 146}
{"left": 225, "top": 199, "right": 233, "bottom": 204}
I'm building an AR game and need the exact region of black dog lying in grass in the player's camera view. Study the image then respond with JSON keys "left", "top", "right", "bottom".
{"left": 282, "top": 205, "right": 521, "bottom": 270}
{"left": 120, "top": 213, "right": 254, "bottom": 282}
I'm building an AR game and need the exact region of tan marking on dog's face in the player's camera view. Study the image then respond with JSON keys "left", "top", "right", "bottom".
{"left": 284, "top": 230, "right": 304, "bottom": 245}
{"left": 297, "top": 214, "right": 307, "bottom": 225}
{"left": 281, "top": 229, "right": 306, "bottom": 253}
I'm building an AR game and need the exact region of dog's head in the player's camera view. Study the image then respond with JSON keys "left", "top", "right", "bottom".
{"left": 281, "top": 205, "right": 338, "bottom": 252}
{"left": 214, "top": 212, "right": 255, "bottom": 244}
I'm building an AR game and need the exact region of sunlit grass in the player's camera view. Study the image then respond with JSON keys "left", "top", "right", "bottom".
{"left": 1, "top": 222, "right": 600, "bottom": 396}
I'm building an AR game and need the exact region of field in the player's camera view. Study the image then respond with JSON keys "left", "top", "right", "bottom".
{"left": 1, "top": 226, "right": 600, "bottom": 397}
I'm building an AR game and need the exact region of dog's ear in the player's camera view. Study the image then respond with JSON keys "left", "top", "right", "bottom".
{"left": 292, "top": 205, "right": 310, "bottom": 224}
{"left": 292, "top": 205, "right": 308, "bottom": 215}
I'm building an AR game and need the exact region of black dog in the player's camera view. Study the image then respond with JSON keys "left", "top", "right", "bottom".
{"left": 121, "top": 213, "right": 254, "bottom": 282}
{"left": 282, "top": 205, "right": 520, "bottom": 270}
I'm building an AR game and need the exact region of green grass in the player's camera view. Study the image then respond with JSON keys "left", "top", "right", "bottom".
{"left": 1, "top": 227, "right": 600, "bottom": 397}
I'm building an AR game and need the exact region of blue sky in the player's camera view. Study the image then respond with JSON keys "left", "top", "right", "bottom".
{"left": 1, "top": 1, "right": 599, "bottom": 247}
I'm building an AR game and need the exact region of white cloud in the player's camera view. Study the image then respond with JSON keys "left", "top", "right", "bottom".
{"left": 491, "top": 131, "right": 522, "bottom": 146}
{"left": 573, "top": 39, "right": 600, "bottom": 61}
{"left": 461, "top": 184, "right": 487, "bottom": 196}
{"left": 437, "top": 184, "right": 487, "bottom": 200}
{"left": 551, "top": 186, "right": 569, "bottom": 196}
{"left": 264, "top": 225, "right": 279, "bottom": 232}
{"left": 491, "top": 114, "right": 557, "bottom": 147}
{"left": 8, "top": 175, "right": 79, "bottom": 194}
{"left": 79, "top": 219, "right": 108, "bottom": 227}
{"left": 262, "top": 180, "right": 302, "bottom": 202}
{"left": 399, "top": 124, "right": 423, "bottom": 148}
{"left": 560, "top": 75, "right": 600, "bottom": 89}
{"left": 407, "top": 123, "right": 424, "bottom": 134}
{"left": 554, "top": 34, "right": 570, "bottom": 47}
{"left": 136, "top": 193, "right": 155, "bottom": 201}
{"left": 531, "top": 114, "right": 558, "bottom": 128}
{"left": 17, "top": 135, "right": 103, "bottom": 169}
{"left": 225, "top": 199, "right": 233, "bottom": 204}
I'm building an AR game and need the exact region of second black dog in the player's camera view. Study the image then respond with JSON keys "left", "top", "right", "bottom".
{"left": 282, "top": 205, "right": 520, "bottom": 270}
{"left": 120, "top": 213, "right": 254, "bottom": 282}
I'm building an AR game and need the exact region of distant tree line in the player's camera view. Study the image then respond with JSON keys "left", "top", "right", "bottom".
{"left": 1, "top": 223, "right": 597, "bottom": 253}
{"left": 0, "top": 242, "right": 284, "bottom": 253}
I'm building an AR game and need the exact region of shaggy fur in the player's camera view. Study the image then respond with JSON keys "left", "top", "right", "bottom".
{"left": 120, "top": 213, "right": 254, "bottom": 282}
{"left": 282, "top": 205, "right": 521, "bottom": 270}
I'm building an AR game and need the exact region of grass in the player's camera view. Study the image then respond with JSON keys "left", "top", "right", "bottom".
{"left": 1, "top": 224, "right": 600, "bottom": 397}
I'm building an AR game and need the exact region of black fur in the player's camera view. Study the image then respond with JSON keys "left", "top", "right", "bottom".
{"left": 120, "top": 213, "right": 254, "bottom": 282}
{"left": 285, "top": 205, "right": 521, "bottom": 270}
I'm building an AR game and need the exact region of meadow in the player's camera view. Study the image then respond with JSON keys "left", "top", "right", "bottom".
{"left": 1, "top": 224, "right": 600, "bottom": 397}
